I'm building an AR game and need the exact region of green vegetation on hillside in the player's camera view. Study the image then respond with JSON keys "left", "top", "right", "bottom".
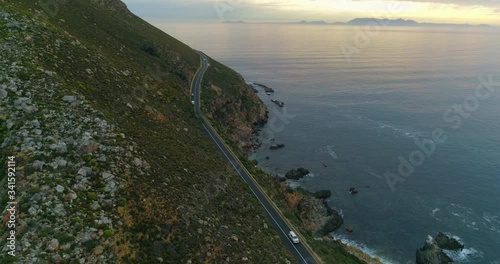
{"left": 0, "top": 0, "right": 295, "bottom": 263}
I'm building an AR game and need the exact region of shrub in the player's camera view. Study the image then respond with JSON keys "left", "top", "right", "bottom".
{"left": 104, "top": 229, "right": 114, "bottom": 237}
{"left": 87, "top": 192, "right": 98, "bottom": 201}
{"left": 83, "top": 239, "right": 99, "bottom": 251}
{"left": 141, "top": 42, "right": 159, "bottom": 57}
{"left": 57, "top": 234, "right": 76, "bottom": 244}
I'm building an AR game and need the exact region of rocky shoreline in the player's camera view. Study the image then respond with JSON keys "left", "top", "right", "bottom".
{"left": 252, "top": 82, "right": 275, "bottom": 93}
{"left": 271, "top": 99, "right": 285, "bottom": 107}
{"left": 272, "top": 169, "right": 344, "bottom": 236}
{"left": 416, "top": 232, "right": 464, "bottom": 263}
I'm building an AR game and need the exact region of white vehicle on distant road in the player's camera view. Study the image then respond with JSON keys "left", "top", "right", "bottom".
{"left": 288, "top": 231, "right": 299, "bottom": 244}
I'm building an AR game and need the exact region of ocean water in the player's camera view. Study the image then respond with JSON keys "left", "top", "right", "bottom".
{"left": 160, "top": 22, "right": 500, "bottom": 263}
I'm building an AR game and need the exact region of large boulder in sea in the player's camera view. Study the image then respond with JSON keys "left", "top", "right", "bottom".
{"left": 285, "top": 168, "right": 310, "bottom": 180}
{"left": 313, "top": 190, "right": 332, "bottom": 199}
{"left": 416, "top": 235, "right": 453, "bottom": 264}
{"left": 435, "top": 232, "right": 464, "bottom": 251}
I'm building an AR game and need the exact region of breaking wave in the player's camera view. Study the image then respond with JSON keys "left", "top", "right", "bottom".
{"left": 443, "top": 247, "right": 483, "bottom": 263}
{"left": 331, "top": 234, "right": 397, "bottom": 264}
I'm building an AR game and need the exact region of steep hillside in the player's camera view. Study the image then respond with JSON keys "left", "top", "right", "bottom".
{"left": 0, "top": 0, "right": 294, "bottom": 263}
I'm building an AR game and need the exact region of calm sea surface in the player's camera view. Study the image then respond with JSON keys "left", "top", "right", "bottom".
{"left": 160, "top": 22, "right": 500, "bottom": 263}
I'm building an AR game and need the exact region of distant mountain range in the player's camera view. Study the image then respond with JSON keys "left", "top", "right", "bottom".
{"left": 224, "top": 18, "right": 490, "bottom": 27}
{"left": 342, "top": 18, "right": 490, "bottom": 27}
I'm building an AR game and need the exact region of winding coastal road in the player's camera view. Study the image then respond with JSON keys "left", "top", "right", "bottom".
{"left": 191, "top": 51, "right": 319, "bottom": 264}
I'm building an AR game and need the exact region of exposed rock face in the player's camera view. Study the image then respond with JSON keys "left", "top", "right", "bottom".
{"left": 293, "top": 192, "right": 344, "bottom": 236}
{"left": 319, "top": 211, "right": 344, "bottom": 236}
{"left": 285, "top": 168, "right": 310, "bottom": 180}
{"left": 435, "top": 232, "right": 464, "bottom": 251}
{"left": 318, "top": 200, "right": 344, "bottom": 235}
{"left": 416, "top": 235, "right": 453, "bottom": 264}
{"left": 201, "top": 63, "right": 268, "bottom": 153}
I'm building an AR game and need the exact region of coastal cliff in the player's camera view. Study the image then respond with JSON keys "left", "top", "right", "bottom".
{"left": 200, "top": 59, "right": 267, "bottom": 152}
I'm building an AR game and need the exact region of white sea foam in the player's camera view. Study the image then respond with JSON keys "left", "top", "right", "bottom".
{"left": 482, "top": 212, "right": 500, "bottom": 224}
{"left": 337, "top": 208, "right": 344, "bottom": 218}
{"left": 446, "top": 203, "right": 500, "bottom": 235}
{"left": 443, "top": 247, "right": 483, "bottom": 263}
{"left": 432, "top": 207, "right": 441, "bottom": 220}
{"left": 377, "top": 122, "right": 424, "bottom": 139}
{"left": 324, "top": 145, "right": 338, "bottom": 160}
{"left": 287, "top": 181, "right": 300, "bottom": 189}
{"left": 435, "top": 232, "right": 485, "bottom": 263}
{"left": 481, "top": 212, "right": 500, "bottom": 234}
{"left": 331, "top": 234, "right": 397, "bottom": 264}
{"left": 305, "top": 172, "right": 316, "bottom": 178}
{"left": 490, "top": 226, "right": 500, "bottom": 234}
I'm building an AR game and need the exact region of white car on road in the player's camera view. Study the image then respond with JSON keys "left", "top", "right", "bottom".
{"left": 288, "top": 231, "right": 299, "bottom": 244}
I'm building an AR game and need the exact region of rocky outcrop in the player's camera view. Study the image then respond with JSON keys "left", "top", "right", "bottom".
{"left": 202, "top": 64, "right": 268, "bottom": 153}
{"left": 253, "top": 83, "right": 275, "bottom": 93}
{"left": 285, "top": 168, "right": 310, "bottom": 180}
{"left": 270, "top": 143, "right": 285, "bottom": 150}
{"left": 294, "top": 195, "right": 344, "bottom": 236}
{"left": 271, "top": 99, "right": 284, "bottom": 107}
{"left": 313, "top": 190, "right": 332, "bottom": 199}
{"left": 435, "top": 232, "right": 464, "bottom": 251}
{"left": 416, "top": 235, "right": 453, "bottom": 264}
{"left": 319, "top": 209, "right": 344, "bottom": 236}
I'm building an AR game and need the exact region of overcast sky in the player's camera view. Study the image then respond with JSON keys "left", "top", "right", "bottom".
{"left": 122, "top": 0, "right": 500, "bottom": 25}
